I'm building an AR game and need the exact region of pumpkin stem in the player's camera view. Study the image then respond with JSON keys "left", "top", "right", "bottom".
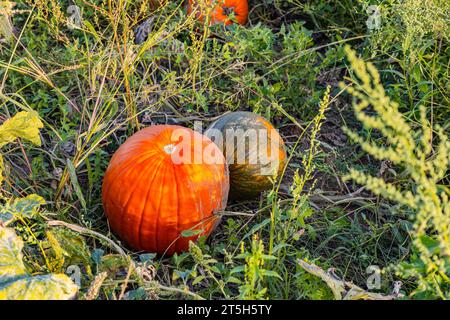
{"left": 163, "top": 144, "right": 177, "bottom": 155}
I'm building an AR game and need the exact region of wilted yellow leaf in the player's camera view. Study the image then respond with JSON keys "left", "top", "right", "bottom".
{"left": 0, "top": 227, "right": 79, "bottom": 300}
{"left": 0, "top": 111, "right": 44, "bottom": 148}
{"left": 297, "top": 259, "right": 400, "bottom": 300}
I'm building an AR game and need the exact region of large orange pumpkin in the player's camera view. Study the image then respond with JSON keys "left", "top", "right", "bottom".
{"left": 187, "top": 0, "right": 249, "bottom": 26}
{"left": 102, "top": 125, "right": 229, "bottom": 255}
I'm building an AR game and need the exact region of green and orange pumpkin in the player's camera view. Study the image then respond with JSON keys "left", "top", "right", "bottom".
{"left": 205, "top": 111, "right": 287, "bottom": 200}
{"left": 102, "top": 125, "right": 229, "bottom": 255}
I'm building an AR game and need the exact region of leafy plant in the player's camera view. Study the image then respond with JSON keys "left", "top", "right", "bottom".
{"left": 235, "top": 235, "right": 280, "bottom": 300}
{"left": 366, "top": 0, "right": 450, "bottom": 122}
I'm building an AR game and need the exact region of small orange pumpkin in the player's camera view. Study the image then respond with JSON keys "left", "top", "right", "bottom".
{"left": 102, "top": 125, "right": 229, "bottom": 255}
{"left": 187, "top": 0, "right": 249, "bottom": 26}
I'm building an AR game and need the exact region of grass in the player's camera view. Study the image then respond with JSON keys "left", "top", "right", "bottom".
{"left": 0, "top": 0, "right": 449, "bottom": 299}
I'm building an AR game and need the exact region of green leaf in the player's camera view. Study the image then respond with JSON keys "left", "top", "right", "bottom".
{"left": 0, "top": 195, "right": 44, "bottom": 226}
{"left": 0, "top": 111, "right": 44, "bottom": 148}
{"left": 98, "top": 254, "right": 129, "bottom": 275}
{"left": 139, "top": 253, "right": 156, "bottom": 263}
{"left": 226, "top": 276, "right": 242, "bottom": 284}
{"left": 0, "top": 227, "right": 78, "bottom": 300}
{"left": 91, "top": 249, "right": 105, "bottom": 265}
{"left": 123, "top": 287, "right": 147, "bottom": 300}
{"left": 0, "top": 194, "right": 45, "bottom": 226}
{"left": 418, "top": 235, "right": 440, "bottom": 255}
{"left": 9, "top": 194, "right": 45, "bottom": 218}
{"left": 230, "top": 266, "right": 245, "bottom": 275}
{"left": 83, "top": 20, "right": 101, "bottom": 42}
{"left": 261, "top": 254, "right": 277, "bottom": 261}
{"left": 210, "top": 266, "right": 220, "bottom": 274}
{"left": 242, "top": 218, "right": 271, "bottom": 241}
{"left": 262, "top": 270, "right": 282, "bottom": 280}
{"left": 192, "top": 275, "right": 206, "bottom": 285}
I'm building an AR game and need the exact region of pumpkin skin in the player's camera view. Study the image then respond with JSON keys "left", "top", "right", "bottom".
{"left": 187, "top": 0, "right": 249, "bottom": 26}
{"left": 205, "top": 112, "right": 287, "bottom": 200}
{"left": 102, "top": 125, "right": 229, "bottom": 255}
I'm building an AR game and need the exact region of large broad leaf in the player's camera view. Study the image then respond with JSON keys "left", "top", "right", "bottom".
{"left": 0, "top": 111, "right": 44, "bottom": 148}
{"left": 0, "top": 227, "right": 78, "bottom": 300}
{"left": 0, "top": 194, "right": 45, "bottom": 226}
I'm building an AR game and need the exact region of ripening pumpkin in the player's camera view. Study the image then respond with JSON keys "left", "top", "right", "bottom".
{"left": 187, "top": 0, "right": 249, "bottom": 26}
{"left": 102, "top": 125, "right": 229, "bottom": 255}
{"left": 205, "top": 112, "right": 287, "bottom": 200}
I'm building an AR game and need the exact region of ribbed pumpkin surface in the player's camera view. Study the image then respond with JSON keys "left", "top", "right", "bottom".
{"left": 102, "top": 125, "right": 229, "bottom": 255}
{"left": 205, "top": 112, "right": 286, "bottom": 200}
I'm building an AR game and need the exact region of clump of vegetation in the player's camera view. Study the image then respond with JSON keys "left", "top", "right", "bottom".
{"left": 0, "top": 111, "right": 78, "bottom": 299}
{"left": 342, "top": 46, "right": 450, "bottom": 299}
